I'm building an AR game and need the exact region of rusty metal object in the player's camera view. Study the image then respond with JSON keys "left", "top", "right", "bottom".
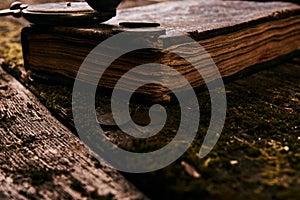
{"left": 0, "top": 1, "right": 117, "bottom": 25}
{"left": 0, "top": 2, "right": 27, "bottom": 18}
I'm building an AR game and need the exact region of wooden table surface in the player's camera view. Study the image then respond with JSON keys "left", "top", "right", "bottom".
{"left": 0, "top": 0, "right": 300, "bottom": 199}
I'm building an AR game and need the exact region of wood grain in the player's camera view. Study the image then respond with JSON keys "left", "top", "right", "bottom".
{"left": 0, "top": 67, "right": 147, "bottom": 199}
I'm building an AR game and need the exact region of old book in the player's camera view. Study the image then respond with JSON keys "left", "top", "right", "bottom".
{"left": 21, "top": 0, "right": 300, "bottom": 101}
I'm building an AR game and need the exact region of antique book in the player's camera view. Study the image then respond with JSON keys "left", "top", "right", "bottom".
{"left": 21, "top": 0, "right": 300, "bottom": 101}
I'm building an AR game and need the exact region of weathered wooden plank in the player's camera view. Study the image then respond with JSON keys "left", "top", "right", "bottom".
{"left": 2, "top": 3, "right": 300, "bottom": 199}
{"left": 0, "top": 67, "right": 147, "bottom": 199}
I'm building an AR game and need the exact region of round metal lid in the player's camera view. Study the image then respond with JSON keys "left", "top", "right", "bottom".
{"left": 21, "top": 2, "right": 116, "bottom": 26}
{"left": 26, "top": 2, "right": 94, "bottom": 13}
